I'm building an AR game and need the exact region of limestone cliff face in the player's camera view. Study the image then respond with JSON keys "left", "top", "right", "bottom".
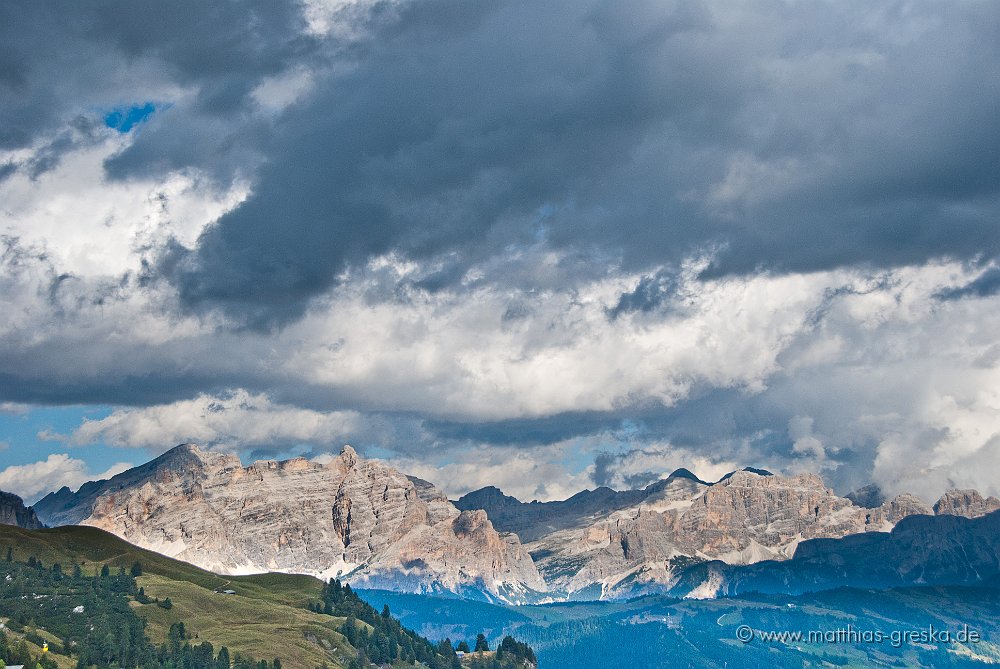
{"left": 32, "top": 446, "right": 1000, "bottom": 603}
{"left": 933, "top": 489, "right": 1000, "bottom": 518}
{"left": 510, "top": 470, "right": 883, "bottom": 598}
{"left": 667, "top": 510, "right": 1000, "bottom": 599}
{"left": 460, "top": 471, "right": 993, "bottom": 600}
{"left": 33, "top": 444, "right": 544, "bottom": 603}
{"left": 0, "top": 490, "right": 43, "bottom": 529}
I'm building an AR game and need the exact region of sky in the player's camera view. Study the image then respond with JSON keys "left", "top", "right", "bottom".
{"left": 1, "top": 0, "right": 999, "bottom": 505}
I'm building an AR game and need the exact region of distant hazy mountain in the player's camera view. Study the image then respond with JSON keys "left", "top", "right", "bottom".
{"left": 668, "top": 509, "right": 1000, "bottom": 598}
{"left": 33, "top": 444, "right": 545, "bottom": 604}
{"left": 0, "top": 490, "right": 43, "bottom": 529}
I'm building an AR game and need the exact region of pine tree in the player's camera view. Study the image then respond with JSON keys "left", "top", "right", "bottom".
{"left": 475, "top": 634, "right": 490, "bottom": 652}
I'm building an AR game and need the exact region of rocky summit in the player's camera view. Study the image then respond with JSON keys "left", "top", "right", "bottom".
{"left": 0, "top": 490, "right": 43, "bottom": 529}
{"left": 457, "top": 469, "right": 997, "bottom": 600}
{"left": 32, "top": 444, "right": 545, "bottom": 604}
{"left": 30, "top": 447, "right": 1000, "bottom": 602}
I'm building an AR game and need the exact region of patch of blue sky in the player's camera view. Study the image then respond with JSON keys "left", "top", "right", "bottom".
{"left": 0, "top": 405, "right": 119, "bottom": 470}
{"left": 103, "top": 102, "right": 157, "bottom": 133}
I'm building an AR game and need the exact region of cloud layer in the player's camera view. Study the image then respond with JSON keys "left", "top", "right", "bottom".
{"left": 0, "top": 454, "right": 132, "bottom": 504}
{"left": 1, "top": 0, "right": 999, "bottom": 502}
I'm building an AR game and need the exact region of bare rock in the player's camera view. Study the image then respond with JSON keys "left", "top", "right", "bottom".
{"left": 934, "top": 489, "right": 1000, "bottom": 518}
{"left": 34, "top": 443, "right": 544, "bottom": 602}
{"left": 0, "top": 490, "right": 43, "bottom": 529}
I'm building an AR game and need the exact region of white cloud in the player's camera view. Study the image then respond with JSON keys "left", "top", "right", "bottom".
{"left": 788, "top": 415, "right": 826, "bottom": 461}
{"left": 2, "top": 125, "right": 1000, "bottom": 502}
{"left": 592, "top": 442, "right": 743, "bottom": 490}
{"left": 389, "top": 444, "right": 598, "bottom": 503}
{"left": 252, "top": 66, "right": 316, "bottom": 113}
{"left": 0, "top": 129, "right": 247, "bottom": 279}
{"left": 70, "top": 389, "right": 364, "bottom": 451}
{"left": 280, "top": 259, "right": 825, "bottom": 421}
{"left": 0, "top": 454, "right": 132, "bottom": 504}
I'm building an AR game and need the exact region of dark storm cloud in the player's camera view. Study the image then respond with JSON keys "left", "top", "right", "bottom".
{"left": 423, "top": 411, "right": 624, "bottom": 447}
{"left": 607, "top": 268, "right": 678, "bottom": 319}
{"left": 936, "top": 267, "right": 1000, "bottom": 300}
{"left": 0, "top": 0, "right": 315, "bottom": 179}
{"left": 3, "top": 0, "right": 998, "bottom": 327}
{"left": 146, "top": 0, "right": 1000, "bottom": 327}
{"left": 416, "top": 379, "right": 886, "bottom": 495}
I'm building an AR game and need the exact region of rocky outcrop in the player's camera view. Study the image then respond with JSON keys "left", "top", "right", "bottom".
{"left": 509, "top": 470, "right": 884, "bottom": 599}
{"left": 456, "top": 484, "right": 651, "bottom": 543}
{"left": 846, "top": 483, "right": 886, "bottom": 508}
{"left": 933, "top": 489, "right": 1000, "bottom": 518}
{"left": 33, "top": 444, "right": 545, "bottom": 603}
{"left": 0, "top": 491, "right": 43, "bottom": 529}
{"left": 32, "top": 445, "right": 1000, "bottom": 603}
{"left": 459, "top": 471, "right": 995, "bottom": 600}
{"left": 668, "top": 510, "right": 1000, "bottom": 598}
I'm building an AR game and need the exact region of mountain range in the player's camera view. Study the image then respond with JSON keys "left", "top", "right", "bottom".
{"left": 12, "top": 443, "right": 1000, "bottom": 604}
{"left": 31, "top": 444, "right": 544, "bottom": 603}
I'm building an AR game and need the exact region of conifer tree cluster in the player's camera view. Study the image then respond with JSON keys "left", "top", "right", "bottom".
{"left": 0, "top": 555, "right": 274, "bottom": 669}
{"left": 315, "top": 579, "right": 454, "bottom": 668}
{"left": 313, "top": 580, "right": 536, "bottom": 669}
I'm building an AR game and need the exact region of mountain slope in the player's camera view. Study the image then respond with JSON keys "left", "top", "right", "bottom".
{"left": 0, "top": 524, "right": 532, "bottom": 669}
{"left": 458, "top": 470, "right": 994, "bottom": 600}
{"left": 668, "top": 509, "right": 1000, "bottom": 598}
{"left": 0, "top": 524, "right": 349, "bottom": 668}
{"left": 0, "top": 490, "right": 43, "bottom": 529}
{"left": 30, "top": 444, "right": 1000, "bottom": 603}
{"left": 33, "top": 444, "right": 545, "bottom": 603}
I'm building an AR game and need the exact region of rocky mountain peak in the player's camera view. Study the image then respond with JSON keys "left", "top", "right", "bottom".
{"left": 715, "top": 467, "right": 775, "bottom": 483}
{"left": 456, "top": 486, "right": 522, "bottom": 510}
{"left": 32, "top": 443, "right": 545, "bottom": 603}
{"left": 338, "top": 444, "right": 359, "bottom": 467}
{"left": 155, "top": 443, "right": 241, "bottom": 472}
{"left": 0, "top": 490, "right": 44, "bottom": 529}
{"left": 159, "top": 442, "right": 206, "bottom": 462}
{"left": 715, "top": 468, "right": 821, "bottom": 491}
{"left": 934, "top": 489, "right": 1000, "bottom": 518}
{"left": 666, "top": 468, "right": 708, "bottom": 484}
{"left": 846, "top": 483, "right": 886, "bottom": 508}
{"left": 452, "top": 509, "right": 492, "bottom": 539}
{"left": 882, "top": 493, "right": 933, "bottom": 518}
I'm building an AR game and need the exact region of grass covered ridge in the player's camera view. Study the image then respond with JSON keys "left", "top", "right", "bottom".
{"left": 0, "top": 525, "right": 349, "bottom": 668}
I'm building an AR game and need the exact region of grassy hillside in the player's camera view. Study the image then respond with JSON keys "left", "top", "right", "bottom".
{"left": 0, "top": 524, "right": 348, "bottom": 668}
{"left": 0, "top": 524, "right": 319, "bottom": 601}
{"left": 0, "top": 525, "right": 534, "bottom": 669}
{"left": 137, "top": 574, "right": 352, "bottom": 668}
